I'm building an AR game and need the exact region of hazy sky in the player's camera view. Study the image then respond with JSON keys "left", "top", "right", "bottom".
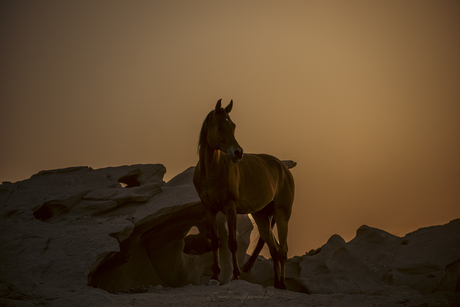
{"left": 1, "top": 1, "right": 459, "bottom": 257}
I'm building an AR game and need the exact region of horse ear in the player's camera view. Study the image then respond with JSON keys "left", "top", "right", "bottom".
{"left": 225, "top": 100, "right": 233, "bottom": 113}
{"left": 215, "top": 99, "right": 222, "bottom": 110}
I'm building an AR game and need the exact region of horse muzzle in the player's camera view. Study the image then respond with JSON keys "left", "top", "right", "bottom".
{"left": 228, "top": 147, "right": 244, "bottom": 163}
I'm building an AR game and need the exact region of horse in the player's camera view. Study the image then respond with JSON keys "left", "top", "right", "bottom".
{"left": 193, "top": 99, "right": 295, "bottom": 289}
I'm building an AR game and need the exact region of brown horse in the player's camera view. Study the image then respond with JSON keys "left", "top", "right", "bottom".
{"left": 193, "top": 99, "right": 295, "bottom": 289}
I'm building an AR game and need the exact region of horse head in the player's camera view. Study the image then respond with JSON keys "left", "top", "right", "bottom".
{"left": 207, "top": 99, "right": 244, "bottom": 163}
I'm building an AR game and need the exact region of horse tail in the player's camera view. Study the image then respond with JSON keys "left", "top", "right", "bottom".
{"left": 242, "top": 216, "right": 276, "bottom": 273}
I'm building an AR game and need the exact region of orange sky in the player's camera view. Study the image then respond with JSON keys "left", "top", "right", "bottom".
{"left": 1, "top": 1, "right": 459, "bottom": 257}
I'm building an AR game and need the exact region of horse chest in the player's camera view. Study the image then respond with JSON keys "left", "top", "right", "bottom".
{"left": 193, "top": 176, "right": 236, "bottom": 210}
{"left": 200, "top": 183, "right": 236, "bottom": 202}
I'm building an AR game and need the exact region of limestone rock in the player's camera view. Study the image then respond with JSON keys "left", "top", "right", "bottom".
{"left": 1, "top": 163, "right": 458, "bottom": 307}
{"left": 0, "top": 164, "right": 254, "bottom": 302}
{"left": 244, "top": 219, "right": 460, "bottom": 299}
{"left": 386, "top": 218, "right": 460, "bottom": 294}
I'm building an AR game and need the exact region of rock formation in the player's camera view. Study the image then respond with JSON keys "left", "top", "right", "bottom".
{"left": 244, "top": 219, "right": 460, "bottom": 297}
{"left": 0, "top": 165, "right": 252, "bottom": 297}
{"left": 0, "top": 163, "right": 459, "bottom": 306}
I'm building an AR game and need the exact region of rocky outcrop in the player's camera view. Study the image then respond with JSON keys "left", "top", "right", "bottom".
{"left": 1, "top": 163, "right": 459, "bottom": 306}
{"left": 244, "top": 219, "right": 460, "bottom": 297}
{"left": 386, "top": 219, "right": 460, "bottom": 294}
{"left": 0, "top": 164, "right": 252, "bottom": 297}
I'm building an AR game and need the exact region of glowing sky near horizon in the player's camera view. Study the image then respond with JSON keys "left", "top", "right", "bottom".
{"left": 1, "top": 1, "right": 459, "bottom": 257}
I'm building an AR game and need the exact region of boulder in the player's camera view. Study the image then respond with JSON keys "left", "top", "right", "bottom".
{"left": 386, "top": 219, "right": 460, "bottom": 294}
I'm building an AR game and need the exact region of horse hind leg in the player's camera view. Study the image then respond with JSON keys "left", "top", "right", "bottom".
{"left": 242, "top": 216, "right": 275, "bottom": 273}
{"left": 272, "top": 196, "right": 293, "bottom": 290}
{"left": 242, "top": 236, "right": 264, "bottom": 273}
{"left": 251, "top": 210, "right": 281, "bottom": 287}
{"left": 273, "top": 216, "right": 288, "bottom": 290}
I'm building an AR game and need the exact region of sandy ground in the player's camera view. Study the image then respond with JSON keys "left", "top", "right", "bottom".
{"left": 4, "top": 280, "right": 457, "bottom": 307}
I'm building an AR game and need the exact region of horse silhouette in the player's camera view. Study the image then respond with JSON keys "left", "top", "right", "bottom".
{"left": 193, "top": 99, "right": 295, "bottom": 289}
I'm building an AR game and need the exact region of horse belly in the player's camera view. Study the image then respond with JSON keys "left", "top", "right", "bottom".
{"left": 235, "top": 154, "right": 280, "bottom": 214}
{"left": 236, "top": 180, "right": 276, "bottom": 214}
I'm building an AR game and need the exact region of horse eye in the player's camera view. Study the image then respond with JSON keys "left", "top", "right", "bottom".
{"left": 225, "top": 117, "right": 229, "bottom": 122}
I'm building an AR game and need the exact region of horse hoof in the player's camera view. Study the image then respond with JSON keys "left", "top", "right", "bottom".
{"left": 274, "top": 281, "right": 287, "bottom": 290}
{"left": 207, "top": 279, "right": 220, "bottom": 286}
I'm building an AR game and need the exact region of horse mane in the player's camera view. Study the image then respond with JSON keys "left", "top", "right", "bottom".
{"left": 198, "top": 110, "right": 215, "bottom": 153}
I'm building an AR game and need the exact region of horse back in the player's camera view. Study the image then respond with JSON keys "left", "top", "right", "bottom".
{"left": 236, "top": 153, "right": 294, "bottom": 214}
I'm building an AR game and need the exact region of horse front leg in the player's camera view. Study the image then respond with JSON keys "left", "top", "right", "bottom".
{"left": 204, "top": 208, "right": 221, "bottom": 285}
{"left": 224, "top": 202, "right": 240, "bottom": 281}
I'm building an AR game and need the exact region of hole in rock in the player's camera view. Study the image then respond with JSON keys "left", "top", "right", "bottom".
{"left": 118, "top": 174, "right": 141, "bottom": 188}
{"left": 33, "top": 203, "right": 69, "bottom": 222}
{"left": 33, "top": 205, "right": 53, "bottom": 221}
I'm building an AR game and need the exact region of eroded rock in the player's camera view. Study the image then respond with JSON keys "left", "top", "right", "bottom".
{"left": 244, "top": 219, "right": 460, "bottom": 297}
{"left": 0, "top": 164, "right": 254, "bottom": 297}
{"left": 386, "top": 219, "right": 460, "bottom": 294}
{"left": 1, "top": 164, "right": 458, "bottom": 307}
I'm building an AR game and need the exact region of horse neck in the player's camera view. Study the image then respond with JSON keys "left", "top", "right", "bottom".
{"left": 199, "top": 143, "right": 233, "bottom": 180}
